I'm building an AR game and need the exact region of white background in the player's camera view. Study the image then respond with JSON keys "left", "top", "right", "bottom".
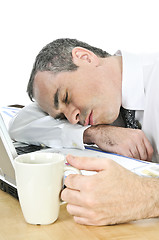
{"left": 1, "top": 0, "right": 159, "bottom": 107}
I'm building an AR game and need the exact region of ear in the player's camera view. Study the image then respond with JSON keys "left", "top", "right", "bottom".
{"left": 72, "top": 47, "right": 99, "bottom": 67}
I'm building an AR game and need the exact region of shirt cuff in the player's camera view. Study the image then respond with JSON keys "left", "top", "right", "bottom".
{"left": 61, "top": 123, "right": 90, "bottom": 150}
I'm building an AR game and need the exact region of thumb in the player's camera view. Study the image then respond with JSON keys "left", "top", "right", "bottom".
{"left": 66, "top": 155, "right": 108, "bottom": 172}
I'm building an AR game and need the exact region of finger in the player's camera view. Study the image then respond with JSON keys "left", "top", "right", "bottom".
{"left": 61, "top": 187, "right": 84, "bottom": 206}
{"left": 116, "top": 148, "right": 134, "bottom": 159}
{"left": 67, "top": 204, "right": 93, "bottom": 218}
{"left": 73, "top": 216, "right": 99, "bottom": 226}
{"left": 143, "top": 137, "right": 153, "bottom": 161}
{"left": 66, "top": 155, "right": 107, "bottom": 172}
{"left": 129, "top": 146, "right": 140, "bottom": 160}
{"left": 64, "top": 173, "right": 88, "bottom": 190}
{"left": 136, "top": 140, "right": 149, "bottom": 161}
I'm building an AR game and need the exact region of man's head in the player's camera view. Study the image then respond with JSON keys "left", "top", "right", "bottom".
{"left": 27, "top": 38, "right": 110, "bottom": 100}
{"left": 27, "top": 38, "right": 122, "bottom": 126}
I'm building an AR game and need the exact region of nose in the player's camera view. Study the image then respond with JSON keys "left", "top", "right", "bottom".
{"left": 64, "top": 105, "right": 80, "bottom": 124}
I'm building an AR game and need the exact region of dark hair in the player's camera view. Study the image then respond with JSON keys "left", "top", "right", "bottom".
{"left": 27, "top": 38, "right": 111, "bottom": 101}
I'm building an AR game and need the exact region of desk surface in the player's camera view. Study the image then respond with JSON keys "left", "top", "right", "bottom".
{"left": 1, "top": 190, "right": 159, "bottom": 240}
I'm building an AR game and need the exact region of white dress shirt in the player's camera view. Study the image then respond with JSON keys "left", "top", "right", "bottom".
{"left": 9, "top": 51, "right": 159, "bottom": 162}
{"left": 9, "top": 102, "right": 89, "bottom": 150}
{"left": 118, "top": 50, "right": 159, "bottom": 162}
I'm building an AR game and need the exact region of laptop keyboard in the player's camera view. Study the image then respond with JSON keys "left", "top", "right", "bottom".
{"left": 16, "top": 144, "right": 44, "bottom": 155}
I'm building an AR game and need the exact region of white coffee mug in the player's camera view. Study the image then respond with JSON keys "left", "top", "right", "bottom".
{"left": 14, "top": 152, "right": 80, "bottom": 225}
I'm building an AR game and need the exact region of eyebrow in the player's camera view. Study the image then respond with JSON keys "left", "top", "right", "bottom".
{"left": 54, "top": 88, "right": 59, "bottom": 109}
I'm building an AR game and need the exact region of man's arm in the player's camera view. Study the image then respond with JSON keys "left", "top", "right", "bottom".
{"left": 9, "top": 103, "right": 153, "bottom": 160}
{"left": 61, "top": 155, "right": 159, "bottom": 226}
{"left": 9, "top": 102, "right": 88, "bottom": 149}
{"left": 84, "top": 125, "right": 153, "bottom": 161}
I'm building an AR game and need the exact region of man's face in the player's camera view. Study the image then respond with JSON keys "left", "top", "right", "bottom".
{"left": 34, "top": 58, "right": 121, "bottom": 126}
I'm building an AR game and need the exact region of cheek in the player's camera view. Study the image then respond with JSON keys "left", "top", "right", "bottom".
{"left": 71, "top": 89, "right": 87, "bottom": 106}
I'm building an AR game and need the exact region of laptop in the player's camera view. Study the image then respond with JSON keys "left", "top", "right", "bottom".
{"left": 0, "top": 113, "right": 44, "bottom": 199}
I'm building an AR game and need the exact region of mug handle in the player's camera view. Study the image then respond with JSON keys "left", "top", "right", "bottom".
{"left": 60, "top": 165, "right": 81, "bottom": 205}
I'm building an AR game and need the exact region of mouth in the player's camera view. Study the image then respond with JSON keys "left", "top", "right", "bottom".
{"left": 84, "top": 111, "right": 93, "bottom": 126}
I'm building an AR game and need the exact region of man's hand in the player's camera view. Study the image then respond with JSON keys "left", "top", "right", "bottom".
{"left": 83, "top": 125, "right": 153, "bottom": 161}
{"left": 61, "top": 155, "right": 159, "bottom": 226}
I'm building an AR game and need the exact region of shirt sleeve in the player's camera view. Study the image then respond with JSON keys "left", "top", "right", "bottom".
{"left": 8, "top": 102, "right": 89, "bottom": 149}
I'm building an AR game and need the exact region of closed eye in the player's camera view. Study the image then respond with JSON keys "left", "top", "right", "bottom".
{"left": 63, "top": 91, "right": 69, "bottom": 104}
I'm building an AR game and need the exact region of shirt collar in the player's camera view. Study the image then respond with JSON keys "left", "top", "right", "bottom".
{"left": 116, "top": 50, "right": 145, "bottom": 110}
